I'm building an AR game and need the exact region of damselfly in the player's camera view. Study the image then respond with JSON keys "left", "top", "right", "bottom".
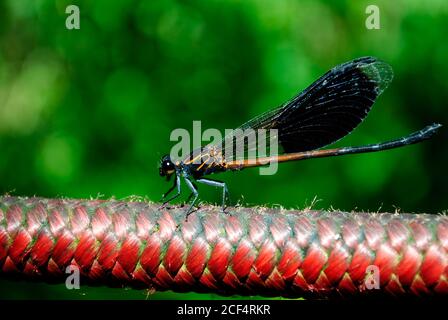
{"left": 159, "top": 57, "right": 441, "bottom": 217}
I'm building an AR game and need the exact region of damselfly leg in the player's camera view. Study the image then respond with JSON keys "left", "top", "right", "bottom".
{"left": 159, "top": 175, "right": 181, "bottom": 209}
{"left": 160, "top": 174, "right": 230, "bottom": 218}
{"left": 184, "top": 177, "right": 199, "bottom": 219}
{"left": 196, "top": 178, "right": 229, "bottom": 212}
{"left": 160, "top": 176, "right": 177, "bottom": 200}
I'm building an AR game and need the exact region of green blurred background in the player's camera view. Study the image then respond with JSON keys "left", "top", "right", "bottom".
{"left": 0, "top": 0, "right": 447, "bottom": 299}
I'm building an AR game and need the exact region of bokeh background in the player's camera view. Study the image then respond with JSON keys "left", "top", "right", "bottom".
{"left": 0, "top": 0, "right": 447, "bottom": 299}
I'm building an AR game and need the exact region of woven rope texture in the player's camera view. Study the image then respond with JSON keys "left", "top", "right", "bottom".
{"left": 0, "top": 196, "right": 447, "bottom": 298}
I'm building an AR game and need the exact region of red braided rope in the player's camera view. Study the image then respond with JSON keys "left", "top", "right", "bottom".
{"left": 0, "top": 196, "right": 447, "bottom": 298}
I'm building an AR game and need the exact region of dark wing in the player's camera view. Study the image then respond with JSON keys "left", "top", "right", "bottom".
{"left": 274, "top": 56, "right": 393, "bottom": 152}
{"left": 208, "top": 56, "right": 393, "bottom": 161}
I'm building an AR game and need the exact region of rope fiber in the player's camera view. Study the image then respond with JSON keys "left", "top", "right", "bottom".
{"left": 0, "top": 196, "right": 447, "bottom": 298}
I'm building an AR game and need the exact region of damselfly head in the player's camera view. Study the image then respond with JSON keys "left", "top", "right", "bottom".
{"left": 159, "top": 155, "right": 175, "bottom": 180}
